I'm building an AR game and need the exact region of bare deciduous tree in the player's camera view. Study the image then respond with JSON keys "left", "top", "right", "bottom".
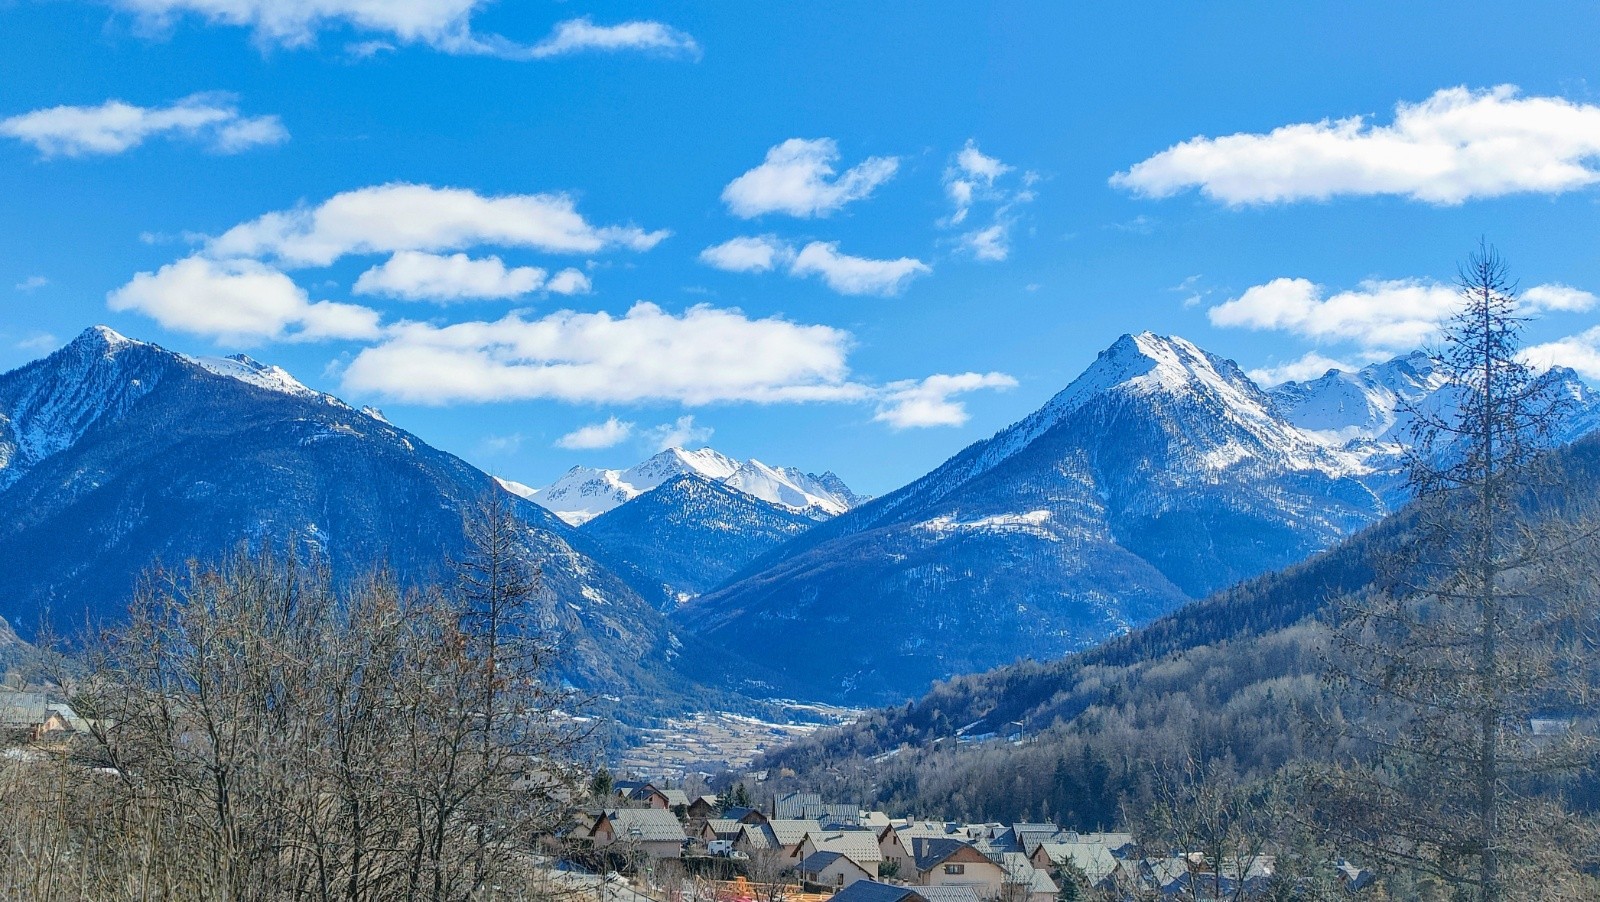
{"left": 0, "top": 493, "right": 585, "bottom": 901}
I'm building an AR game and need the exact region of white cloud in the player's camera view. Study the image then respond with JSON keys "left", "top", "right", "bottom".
{"left": 790, "top": 242, "right": 930, "bottom": 296}
{"left": 1210, "top": 277, "right": 1462, "bottom": 351}
{"left": 940, "top": 140, "right": 1035, "bottom": 262}
{"left": 1210, "top": 276, "right": 1598, "bottom": 351}
{"left": 209, "top": 183, "right": 667, "bottom": 267}
{"left": 722, "top": 138, "right": 898, "bottom": 218}
{"left": 1113, "top": 85, "right": 1600, "bottom": 205}
{"left": 556, "top": 416, "right": 635, "bottom": 450}
{"left": 702, "top": 236, "right": 930, "bottom": 297}
{"left": 479, "top": 432, "right": 523, "bottom": 454}
{"left": 944, "top": 140, "right": 1012, "bottom": 225}
{"left": 699, "top": 235, "right": 793, "bottom": 273}
{"left": 0, "top": 93, "right": 286, "bottom": 158}
{"left": 1521, "top": 283, "right": 1597, "bottom": 313}
{"left": 340, "top": 302, "right": 868, "bottom": 405}
{"left": 14, "top": 276, "right": 48, "bottom": 292}
{"left": 645, "top": 415, "right": 712, "bottom": 451}
{"left": 111, "top": 1, "right": 698, "bottom": 62}
{"left": 874, "top": 372, "right": 1018, "bottom": 429}
{"left": 108, "top": 255, "right": 382, "bottom": 343}
{"left": 545, "top": 268, "right": 591, "bottom": 295}
{"left": 959, "top": 224, "right": 1008, "bottom": 262}
{"left": 1246, "top": 351, "right": 1366, "bottom": 387}
{"left": 518, "top": 18, "right": 699, "bottom": 60}
{"left": 1523, "top": 327, "right": 1600, "bottom": 380}
{"left": 16, "top": 332, "right": 58, "bottom": 352}
{"left": 353, "top": 251, "right": 556, "bottom": 302}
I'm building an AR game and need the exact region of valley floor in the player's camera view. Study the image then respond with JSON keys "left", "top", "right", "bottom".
{"left": 618, "top": 703, "right": 861, "bottom": 780}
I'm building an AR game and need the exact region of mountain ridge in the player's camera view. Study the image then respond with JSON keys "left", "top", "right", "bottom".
{"left": 676, "top": 332, "right": 1599, "bottom": 704}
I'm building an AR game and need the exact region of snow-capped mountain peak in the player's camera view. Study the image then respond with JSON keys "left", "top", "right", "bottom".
{"left": 0, "top": 326, "right": 172, "bottom": 491}
{"left": 528, "top": 446, "right": 864, "bottom": 526}
{"left": 1269, "top": 351, "right": 1449, "bottom": 446}
{"left": 187, "top": 353, "right": 325, "bottom": 401}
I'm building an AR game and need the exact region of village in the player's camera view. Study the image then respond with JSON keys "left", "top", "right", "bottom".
{"left": 3, "top": 685, "right": 1371, "bottom": 901}
{"left": 569, "top": 780, "right": 1377, "bottom": 901}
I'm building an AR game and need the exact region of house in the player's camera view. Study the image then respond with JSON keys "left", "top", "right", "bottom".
{"left": 860, "top": 811, "right": 893, "bottom": 831}
{"left": 773, "top": 791, "right": 827, "bottom": 820}
{"left": 916, "top": 887, "right": 981, "bottom": 902}
{"left": 662, "top": 789, "right": 692, "bottom": 811}
{"left": 687, "top": 795, "right": 721, "bottom": 821}
{"left": 878, "top": 823, "right": 914, "bottom": 874}
{"left": 910, "top": 838, "right": 1007, "bottom": 899}
{"left": 1000, "top": 853, "right": 1059, "bottom": 902}
{"left": 820, "top": 804, "right": 861, "bottom": 827}
{"left": 797, "top": 850, "right": 875, "bottom": 889}
{"left": 0, "top": 692, "right": 88, "bottom": 742}
{"left": 1029, "top": 842, "right": 1118, "bottom": 888}
{"left": 827, "top": 881, "right": 929, "bottom": 902}
{"left": 612, "top": 781, "right": 672, "bottom": 810}
{"left": 701, "top": 818, "right": 745, "bottom": 844}
{"left": 793, "top": 829, "right": 884, "bottom": 877}
{"left": 589, "top": 808, "right": 687, "bottom": 860}
{"left": 723, "top": 806, "right": 769, "bottom": 825}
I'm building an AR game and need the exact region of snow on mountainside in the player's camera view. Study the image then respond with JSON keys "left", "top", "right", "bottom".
{"left": 0, "top": 326, "right": 167, "bottom": 491}
{"left": 532, "top": 447, "right": 864, "bottom": 525}
{"left": 187, "top": 353, "right": 329, "bottom": 402}
{"left": 0, "top": 327, "right": 732, "bottom": 716}
{"left": 582, "top": 474, "right": 817, "bottom": 605}
{"left": 1268, "top": 353, "right": 1600, "bottom": 501}
{"left": 680, "top": 332, "right": 1534, "bottom": 704}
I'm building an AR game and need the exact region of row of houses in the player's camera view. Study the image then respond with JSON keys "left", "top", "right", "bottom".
{"left": 580, "top": 786, "right": 1375, "bottom": 900}
{"left": 578, "top": 787, "right": 1133, "bottom": 901}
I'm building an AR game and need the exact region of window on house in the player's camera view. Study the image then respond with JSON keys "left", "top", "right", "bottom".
{"left": 944, "top": 864, "right": 965, "bottom": 875}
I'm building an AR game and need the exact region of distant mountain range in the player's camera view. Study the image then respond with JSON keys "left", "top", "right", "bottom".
{"left": 4, "top": 326, "right": 1596, "bottom": 712}
{"left": 514, "top": 447, "right": 866, "bottom": 526}
{"left": 673, "top": 333, "right": 1600, "bottom": 703}
{"left": 750, "top": 432, "right": 1600, "bottom": 825}
{"left": 0, "top": 327, "right": 726, "bottom": 718}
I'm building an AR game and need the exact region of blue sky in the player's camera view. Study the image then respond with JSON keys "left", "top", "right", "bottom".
{"left": 4, "top": 1, "right": 1600, "bottom": 495}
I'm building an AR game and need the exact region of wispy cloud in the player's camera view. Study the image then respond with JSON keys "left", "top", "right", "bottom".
{"left": 1114, "top": 85, "right": 1600, "bottom": 205}
{"left": 1524, "top": 327, "right": 1600, "bottom": 380}
{"left": 722, "top": 138, "right": 898, "bottom": 218}
{"left": 941, "top": 140, "right": 1036, "bottom": 262}
{"left": 699, "top": 235, "right": 791, "bottom": 273}
{"left": 874, "top": 372, "right": 1018, "bottom": 429}
{"left": 14, "top": 276, "right": 49, "bottom": 292}
{"left": 1246, "top": 351, "right": 1369, "bottom": 388}
{"left": 352, "top": 251, "right": 589, "bottom": 301}
{"left": 209, "top": 182, "right": 667, "bottom": 267}
{"left": 110, "top": 1, "right": 699, "bottom": 62}
{"left": 16, "top": 332, "right": 59, "bottom": 352}
{"left": 1209, "top": 276, "right": 1596, "bottom": 351}
{"left": 1, "top": 93, "right": 285, "bottom": 158}
{"left": 514, "top": 18, "right": 699, "bottom": 60}
{"left": 700, "top": 236, "right": 929, "bottom": 296}
{"left": 790, "top": 242, "right": 929, "bottom": 296}
{"left": 478, "top": 432, "right": 524, "bottom": 455}
{"left": 340, "top": 302, "right": 866, "bottom": 405}
{"left": 556, "top": 416, "right": 636, "bottom": 450}
{"left": 644, "top": 415, "right": 712, "bottom": 450}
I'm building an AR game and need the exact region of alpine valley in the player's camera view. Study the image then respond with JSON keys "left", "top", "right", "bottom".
{"left": 3, "top": 327, "right": 1597, "bottom": 712}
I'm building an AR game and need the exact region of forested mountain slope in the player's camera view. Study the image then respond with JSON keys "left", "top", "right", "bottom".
{"left": 749, "top": 434, "right": 1600, "bottom": 825}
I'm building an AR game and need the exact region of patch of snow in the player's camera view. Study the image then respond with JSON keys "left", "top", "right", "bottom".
{"left": 918, "top": 509, "right": 1056, "bottom": 539}
{"left": 527, "top": 446, "right": 866, "bottom": 525}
